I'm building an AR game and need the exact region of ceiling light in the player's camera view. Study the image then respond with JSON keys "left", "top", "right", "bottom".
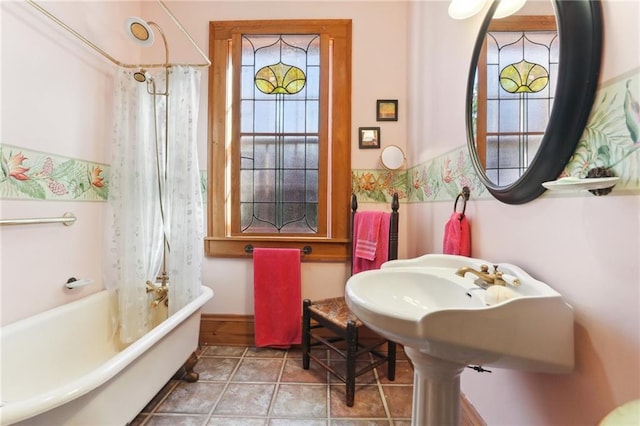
{"left": 494, "top": 0, "right": 527, "bottom": 18}
{"left": 448, "top": 0, "right": 487, "bottom": 20}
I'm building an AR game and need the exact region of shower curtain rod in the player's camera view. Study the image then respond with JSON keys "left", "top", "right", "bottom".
{"left": 25, "top": 0, "right": 211, "bottom": 69}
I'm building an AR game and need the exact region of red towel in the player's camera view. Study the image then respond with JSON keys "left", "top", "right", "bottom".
{"left": 443, "top": 212, "right": 471, "bottom": 256}
{"left": 353, "top": 212, "right": 391, "bottom": 274}
{"left": 253, "top": 248, "right": 302, "bottom": 349}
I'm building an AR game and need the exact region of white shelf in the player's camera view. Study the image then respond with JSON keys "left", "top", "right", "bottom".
{"left": 542, "top": 176, "right": 619, "bottom": 191}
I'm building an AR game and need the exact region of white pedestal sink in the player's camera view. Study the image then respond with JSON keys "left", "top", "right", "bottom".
{"left": 345, "top": 254, "right": 574, "bottom": 426}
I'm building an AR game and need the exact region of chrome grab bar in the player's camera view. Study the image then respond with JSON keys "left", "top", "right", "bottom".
{"left": 0, "top": 212, "right": 76, "bottom": 226}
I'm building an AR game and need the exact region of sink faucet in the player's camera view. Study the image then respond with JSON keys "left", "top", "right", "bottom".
{"left": 455, "top": 264, "right": 506, "bottom": 289}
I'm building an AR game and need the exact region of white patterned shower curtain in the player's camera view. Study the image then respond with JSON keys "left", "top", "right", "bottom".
{"left": 107, "top": 65, "right": 204, "bottom": 344}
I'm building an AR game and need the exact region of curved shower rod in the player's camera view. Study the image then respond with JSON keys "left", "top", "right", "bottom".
{"left": 25, "top": 0, "right": 211, "bottom": 69}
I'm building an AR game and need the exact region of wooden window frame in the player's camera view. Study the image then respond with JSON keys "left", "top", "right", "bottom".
{"left": 206, "top": 20, "right": 352, "bottom": 261}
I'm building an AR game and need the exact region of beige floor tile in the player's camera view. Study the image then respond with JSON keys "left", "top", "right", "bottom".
{"left": 156, "top": 382, "right": 225, "bottom": 414}
{"left": 380, "top": 385, "right": 413, "bottom": 418}
{"left": 213, "top": 383, "right": 276, "bottom": 416}
{"left": 203, "top": 345, "right": 247, "bottom": 357}
{"left": 196, "top": 357, "right": 241, "bottom": 382}
{"left": 231, "top": 358, "right": 284, "bottom": 382}
{"left": 270, "top": 383, "right": 328, "bottom": 418}
{"left": 280, "top": 358, "right": 328, "bottom": 383}
{"left": 329, "top": 384, "right": 387, "bottom": 419}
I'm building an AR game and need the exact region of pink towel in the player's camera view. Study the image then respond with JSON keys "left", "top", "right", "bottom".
{"left": 443, "top": 212, "right": 471, "bottom": 256}
{"left": 354, "top": 211, "right": 385, "bottom": 260}
{"left": 353, "top": 212, "right": 391, "bottom": 274}
{"left": 253, "top": 248, "right": 301, "bottom": 349}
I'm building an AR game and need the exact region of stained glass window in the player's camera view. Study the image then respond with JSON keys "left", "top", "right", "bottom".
{"left": 240, "top": 34, "right": 320, "bottom": 233}
{"left": 481, "top": 19, "right": 558, "bottom": 186}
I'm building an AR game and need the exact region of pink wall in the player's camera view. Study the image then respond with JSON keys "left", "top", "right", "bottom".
{"left": 407, "top": 1, "right": 639, "bottom": 424}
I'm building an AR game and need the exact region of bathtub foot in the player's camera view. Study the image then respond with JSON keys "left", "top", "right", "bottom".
{"left": 182, "top": 352, "right": 199, "bottom": 382}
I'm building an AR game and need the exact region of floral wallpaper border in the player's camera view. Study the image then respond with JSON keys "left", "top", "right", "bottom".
{"left": 0, "top": 146, "right": 108, "bottom": 202}
{"left": 2, "top": 69, "right": 637, "bottom": 204}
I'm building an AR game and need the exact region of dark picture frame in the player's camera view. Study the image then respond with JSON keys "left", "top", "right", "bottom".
{"left": 376, "top": 99, "right": 398, "bottom": 121}
{"left": 358, "top": 127, "right": 381, "bottom": 149}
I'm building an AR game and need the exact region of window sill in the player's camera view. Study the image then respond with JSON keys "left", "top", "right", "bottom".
{"left": 204, "top": 237, "right": 351, "bottom": 262}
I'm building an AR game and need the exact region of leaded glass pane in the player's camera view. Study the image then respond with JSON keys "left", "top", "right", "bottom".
{"left": 526, "top": 98, "right": 551, "bottom": 133}
{"left": 497, "top": 135, "right": 521, "bottom": 168}
{"left": 239, "top": 33, "right": 320, "bottom": 234}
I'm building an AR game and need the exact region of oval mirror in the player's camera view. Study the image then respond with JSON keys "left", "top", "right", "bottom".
{"left": 466, "top": 0, "right": 603, "bottom": 204}
{"left": 380, "top": 145, "right": 406, "bottom": 170}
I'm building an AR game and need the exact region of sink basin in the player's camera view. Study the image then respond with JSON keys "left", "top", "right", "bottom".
{"left": 345, "top": 254, "right": 574, "bottom": 373}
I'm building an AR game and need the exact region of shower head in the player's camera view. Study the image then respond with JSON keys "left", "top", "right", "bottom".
{"left": 125, "top": 16, "right": 155, "bottom": 47}
{"left": 133, "top": 69, "right": 147, "bottom": 83}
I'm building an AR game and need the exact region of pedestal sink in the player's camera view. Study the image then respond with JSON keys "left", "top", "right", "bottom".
{"left": 345, "top": 254, "right": 574, "bottom": 426}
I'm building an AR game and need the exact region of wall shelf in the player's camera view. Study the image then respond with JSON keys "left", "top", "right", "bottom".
{"left": 542, "top": 176, "right": 619, "bottom": 192}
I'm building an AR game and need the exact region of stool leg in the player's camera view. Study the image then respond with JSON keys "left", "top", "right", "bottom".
{"left": 387, "top": 341, "right": 397, "bottom": 381}
{"left": 302, "top": 299, "right": 311, "bottom": 370}
{"left": 346, "top": 320, "right": 358, "bottom": 407}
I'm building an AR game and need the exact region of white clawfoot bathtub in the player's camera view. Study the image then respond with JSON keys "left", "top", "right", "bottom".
{"left": 0, "top": 286, "right": 213, "bottom": 425}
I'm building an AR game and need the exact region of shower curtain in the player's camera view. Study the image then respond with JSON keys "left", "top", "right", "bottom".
{"left": 107, "top": 65, "right": 204, "bottom": 344}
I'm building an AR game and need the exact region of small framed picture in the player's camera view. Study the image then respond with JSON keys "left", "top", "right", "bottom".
{"left": 376, "top": 99, "right": 398, "bottom": 121}
{"left": 358, "top": 127, "right": 381, "bottom": 149}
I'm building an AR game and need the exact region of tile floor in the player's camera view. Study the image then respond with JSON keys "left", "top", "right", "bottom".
{"left": 129, "top": 345, "right": 415, "bottom": 425}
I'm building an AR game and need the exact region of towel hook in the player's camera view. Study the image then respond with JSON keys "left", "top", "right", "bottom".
{"left": 454, "top": 186, "right": 470, "bottom": 219}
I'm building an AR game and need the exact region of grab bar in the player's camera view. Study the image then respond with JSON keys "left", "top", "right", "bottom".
{"left": 0, "top": 212, "right": 76, "bottom": 226}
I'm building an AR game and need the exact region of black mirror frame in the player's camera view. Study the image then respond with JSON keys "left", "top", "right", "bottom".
{"left": 466, "top": 0, "right": 603, "bottom": 204}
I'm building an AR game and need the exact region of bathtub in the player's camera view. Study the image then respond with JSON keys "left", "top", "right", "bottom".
{"left": 0, "top": 286, "right": 213, "bottom": 425}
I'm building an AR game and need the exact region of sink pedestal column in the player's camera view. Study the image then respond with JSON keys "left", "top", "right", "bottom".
{"left": 405, "top": 347, "right": 466, "bottom": 426}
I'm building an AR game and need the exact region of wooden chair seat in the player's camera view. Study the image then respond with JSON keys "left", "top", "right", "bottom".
{"left": 306, "top": 297, "right": 363, "bottom": 328}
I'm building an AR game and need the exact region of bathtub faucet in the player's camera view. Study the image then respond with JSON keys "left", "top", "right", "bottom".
{"left": 145, "top": 280, "right": 168, "bottom": 307}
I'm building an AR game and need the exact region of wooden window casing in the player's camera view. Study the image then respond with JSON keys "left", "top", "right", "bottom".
{"left": 206, "top": 20, "right": 352, "bottom": 261}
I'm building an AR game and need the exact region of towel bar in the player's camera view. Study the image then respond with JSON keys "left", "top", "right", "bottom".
{"left": 244, "top": 244, "right": 312, "bottom": 255}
